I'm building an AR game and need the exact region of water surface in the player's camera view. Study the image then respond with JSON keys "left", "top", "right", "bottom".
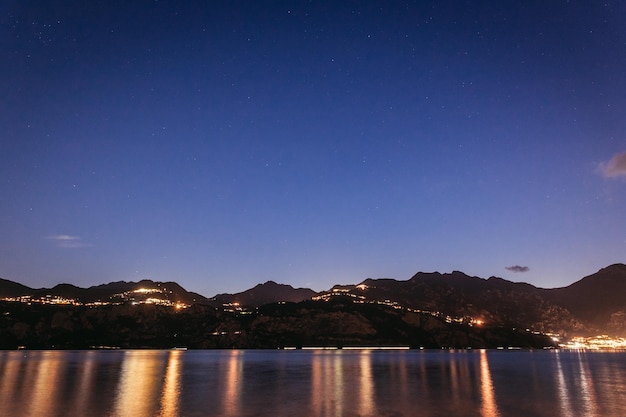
{"left": 1, "top": 349, "right": 624, "bottom": 416}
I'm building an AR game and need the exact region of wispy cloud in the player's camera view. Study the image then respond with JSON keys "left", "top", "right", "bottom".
{"left": 505, "top": 265, "right": 529, "bottom": 273}
{"left": 600, "top": 151, "right": 626, "bottom": 178}
{"left": 46, "top": 234, "right": 93, "bottom": 248}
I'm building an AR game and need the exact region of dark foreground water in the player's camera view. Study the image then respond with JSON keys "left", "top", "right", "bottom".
{"left": 1, "top": 349, "right": 625, "bottom": 417}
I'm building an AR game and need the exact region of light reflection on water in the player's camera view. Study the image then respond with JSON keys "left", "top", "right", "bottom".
{"left": 555, "top": 350, "right": 574, "bottom": 416}
{"left": 112, "top": 350, "right": 164, "bottom": 416}
{"left": 1, "top": 349, "right": 626, "bottom": 416}
{"left": 28, "top": 351, "right": 65, "bottom": 417}
{"left": 479, "top": 349, "right": 499, "bottom": 417}
{"left": 576, "top": 350, "right": 598, "bottom": 417}
{"left": 223, "top": 349, "right": 242, "bottom": 417}
{"left": 358, "top": 350, "right": 374, "bottom": 416}
{"left": 73, "top": 351, "right": 96, "bottom": 416}
{"left": 159, "top": 350, "right": 182, "bottom": 417}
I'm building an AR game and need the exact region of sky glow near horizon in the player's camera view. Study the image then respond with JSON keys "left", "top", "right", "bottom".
{"left": 1, "top": 1, "right": 625, "bottom": 296}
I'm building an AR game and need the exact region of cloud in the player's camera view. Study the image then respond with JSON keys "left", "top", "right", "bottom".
{"left": 505, "top": 265, "right": 529, "bottom": 273}
{"left": 600, "top": 151, "right": 626, "bottom": 178}
{"left": 46, "top": 234, "right": 93, "bottom": 248}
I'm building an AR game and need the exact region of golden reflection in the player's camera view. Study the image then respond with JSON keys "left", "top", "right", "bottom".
{"left": 311, "top": 351, "right": 322, "bottom": 415}
{"left": 112, "top": 351, "right": 164, "bottom": 417}
{"left": 28, "top": 351, "right": 65, "bottom": 417}
{"left": 223, "top": 350, "right": 243, "bottom": 416}
{"left": 359, "top": 351, "right": 375, "bottom": 416}
{"left": 159, "top": 350, "right": 183, "bottom": 417}
{"left": 479, "top": 350, "right": 500, "bottom": 417}
{"left": 447, "top": 352, "right": 472, "bottom": 412}
{"left": 576, "top": 351, "right": 598, "bottom": 416}
{"left": 0, "top": 353, "right": 21, "bottom": 415}
{"left": 333, "top": 352, "right": 344, "bottom": 417}
{"left": 396, "top": 351, "right": 409, "bottom": 404}
{"left": 449, "top": 353, "right": 460, "bottom": 405}
{"left": 554, "top": 351, "right": 573, "bottom": 417}
{"left": 0, "top": 352, "right": 32, "bottom": 416}
{"left": 311, "top": 351, "right": 345, "bottom": 416}
{"left": 71, "top": 351, "right": 96, "bottom": 416}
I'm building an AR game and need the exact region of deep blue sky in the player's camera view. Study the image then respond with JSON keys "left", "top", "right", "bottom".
{"left": 1, "top": 1, "right": 625, "bottom": 296}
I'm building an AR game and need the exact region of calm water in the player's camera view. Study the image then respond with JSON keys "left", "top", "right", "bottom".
{"left": 1, "top": 349, "right": 625, "bottom": 416}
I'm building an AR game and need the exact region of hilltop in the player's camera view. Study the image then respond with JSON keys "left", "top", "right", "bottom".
{"left": 1, "top": 264, "right": 625, "bottom": 349}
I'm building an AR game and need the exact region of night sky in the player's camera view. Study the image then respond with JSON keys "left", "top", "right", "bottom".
{"left": 2, "top": 1, "right": 625, "bottom": 296}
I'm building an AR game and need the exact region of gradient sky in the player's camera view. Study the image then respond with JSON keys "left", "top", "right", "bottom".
{"left": 1, "top": 1, "right": 625, "bottom": 297}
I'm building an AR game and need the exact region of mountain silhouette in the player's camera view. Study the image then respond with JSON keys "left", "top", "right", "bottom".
{"left": 1, "top": 263, "right": 625, "bottom": 349}
{"left": 211, "top": 280, "right": 317, "bottom": 307}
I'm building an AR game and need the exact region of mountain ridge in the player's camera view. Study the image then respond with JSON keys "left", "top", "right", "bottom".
{"left": 210, "top": 280, "right": 317, "bottom": 307}
{"left": 1, "top": 263, "right": 625, "bottom": 339}
{"left": 0, "top": 278, "right": 210, "bottom": 305}
{"left": 4, "top": 264, "right": 624, "bottom": 301}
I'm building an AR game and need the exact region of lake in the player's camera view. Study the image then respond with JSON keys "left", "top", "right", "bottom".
{"left": 0, "top": 349, "right": 624, "bottom": 416}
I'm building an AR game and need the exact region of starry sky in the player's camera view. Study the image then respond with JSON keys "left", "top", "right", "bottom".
{"left": 1, "top": 1, "right": 625, "bottom": 297}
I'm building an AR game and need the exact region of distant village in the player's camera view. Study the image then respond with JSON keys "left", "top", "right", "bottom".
{"left": 3, "top": 281, "right": 626, "bottom": 350}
